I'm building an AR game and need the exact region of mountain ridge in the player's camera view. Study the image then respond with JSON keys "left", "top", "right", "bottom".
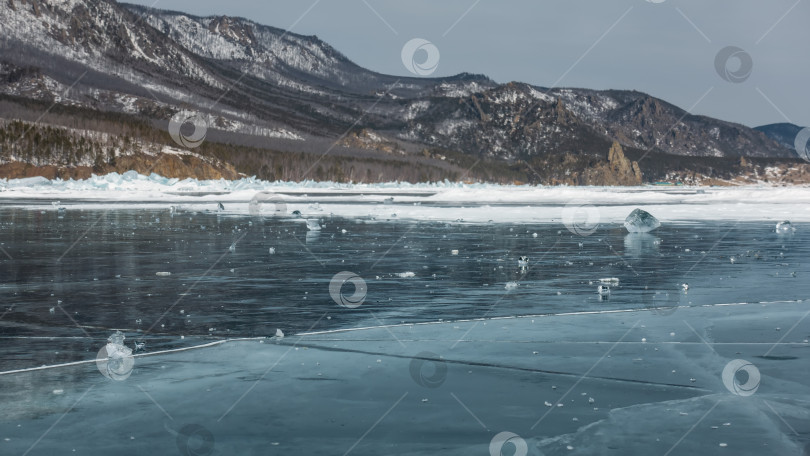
{"left": 1, "top": 0, "right": 807, "bottom": 184}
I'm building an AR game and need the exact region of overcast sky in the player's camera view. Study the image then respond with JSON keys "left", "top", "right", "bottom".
{"left": 126, "top": 0, "right": 808, "bottom": 128}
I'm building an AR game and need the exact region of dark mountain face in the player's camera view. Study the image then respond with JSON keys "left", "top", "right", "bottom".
{"left": 392, "top": 84, "right": 790, "bottom": 160}
{"left": 0, "top": 0, "right": 800, "bottom": 184}
{"left": 755, "top": 123, "right": 805, "bottom": 153}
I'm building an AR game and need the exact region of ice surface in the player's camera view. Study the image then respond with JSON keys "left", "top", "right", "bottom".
{"left": 3, "top": 171, "right": 810, "bottom": 224}
{"left": 624, "top": 208, "right": 661, "bottom": 233}
{"left": 2, "top": 204, "right": 809, "bottom": 454}
{"left": 2, "top": 301, "right": 809, "bottom": 455}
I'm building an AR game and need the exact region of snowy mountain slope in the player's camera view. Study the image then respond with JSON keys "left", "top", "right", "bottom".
{"left": 137, "top": 8, "right": 367, "bottom": 92}
{"left": 1, "top": 0, "right": 218, "bottom": 86}
{"left": 0, "top": 0, "right": 801, "bottom": 184}
{"left": 128, "top": 3, "right": 497, "bottom": 97}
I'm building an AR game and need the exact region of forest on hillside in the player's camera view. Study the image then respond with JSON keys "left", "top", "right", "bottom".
{"left": 1, "top": 95, "right": 803, "bottom": 185}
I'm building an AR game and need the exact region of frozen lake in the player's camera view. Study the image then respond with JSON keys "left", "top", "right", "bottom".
{"left": 1, "top": 195, "right": 809, "bottom": 455}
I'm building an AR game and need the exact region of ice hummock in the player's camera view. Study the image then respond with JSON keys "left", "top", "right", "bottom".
{"left": 518, "top": 256, "right": 529, "bottom": 267}
{"left": 306, "top": 219, "right": 321, "bottom": 231}
{"left": 775, "top": 221, "right": 795, "bottom": 234}
{"left": 5, "top": 171, "right": 810, "bottom": 225}
{"left": 96, "top": 330, "right": 134, "bottom": 381}
{"left": 108, "top": 330, "right": 126, "bottom": 346}
{"left": 624, "top": 208, "right": 661, "bottom": 233}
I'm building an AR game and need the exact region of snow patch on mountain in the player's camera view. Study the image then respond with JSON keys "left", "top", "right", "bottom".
{"left": 1, "top": 0, "right": 220, "bottom": 89}
{"left": 402, "top": 101, "right": 430, "bottom": 121}
{"left": 529, "top": 87, "right": 554, "bottom": 102}
{"left": 140, "top": 8, "right": 354, "bottom": 88}
{"left": 436, "top": 81, "right": 487, "bottom": 98}
{"left": 436, "top": 119, "right": 475, "bottom": 137}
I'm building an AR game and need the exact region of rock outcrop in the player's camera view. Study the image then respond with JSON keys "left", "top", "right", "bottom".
{"left": 338, "top": 129, "right": 404, "bottom": 155}
{"left": 607, "top": 141, "right": 643, "bottom": 184}
{"left": 578, "top": 141, "right": 643, "bottom": 185}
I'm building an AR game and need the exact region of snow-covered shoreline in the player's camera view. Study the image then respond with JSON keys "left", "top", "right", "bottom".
{"left": 2, "top": 171, "right": 809, "bottom": 224}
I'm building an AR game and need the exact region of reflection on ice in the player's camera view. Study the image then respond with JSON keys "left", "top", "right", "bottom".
{"left": 623, "top": 232, "right": 661, "bottom": 258}
{"left": 305, "top": 230, "right": 321, "bottom": 244}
